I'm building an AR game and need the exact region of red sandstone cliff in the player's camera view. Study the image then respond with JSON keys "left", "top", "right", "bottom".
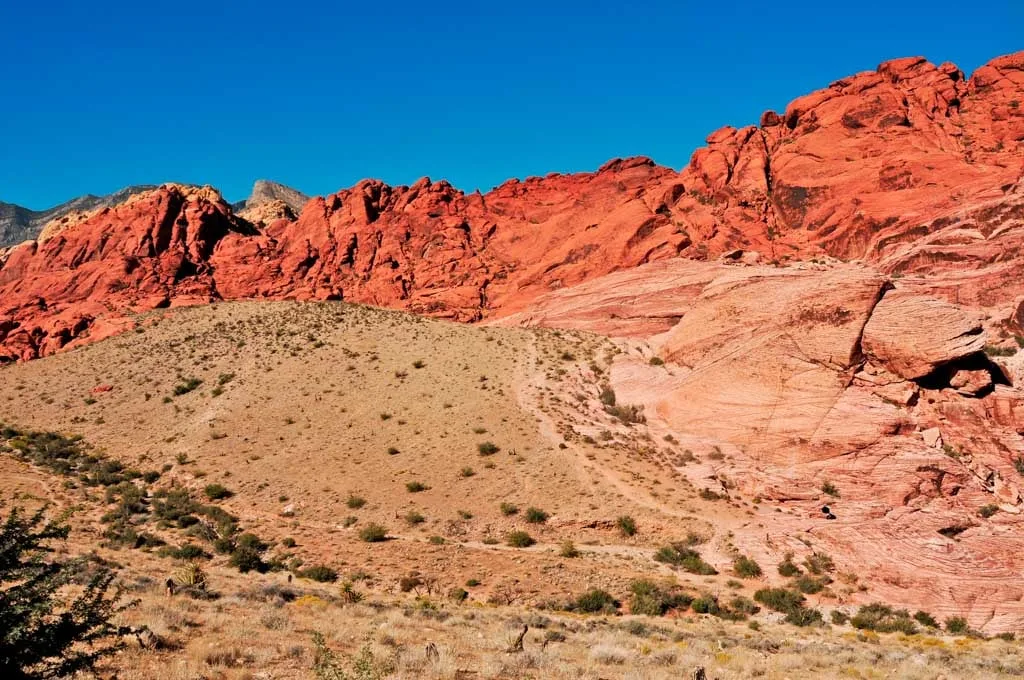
{"left": 1, "top": 52, "right": 1023, "bottom": 362}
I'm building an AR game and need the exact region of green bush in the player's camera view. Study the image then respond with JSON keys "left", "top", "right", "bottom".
{"left": 405, "top": 481, "right": 429, "bottom": 493}
{"left": 203, "top": 483, "right": 233, "bottom": 501}
{"left": 785, "top": 607, "right": 823, "bottom": 627}
{"left": 691, "top": 595, "right": 720, "bottom": 615}
{"left": 616, "top": 515, "right": 637, "bottom": 537}
{"left": 793, "top": 575, "right": 830, "bottom": 594}
{"left": 404, "top": 510, "right": 425, "bottom": 525}
{"left": 913, "top": 610, "right": 939, "bottom": 628}
{"left": 346, "top": 495, "right": 367, "bottom": 509}
{"left": 803, "top": 552, "right": 835, "bottom": 575}
{"left": 850, "top": 604, "right": 918, "bottom": 634}
{"left": 477, "top": 442, "right": 500, "bottom": 456}
{"left": 525, "top": 507, "right": 549, "bottom": 524}
{"left": 629, "top": 579, "right": 693, "bottom": 616}
{"left": 567, "top": 589, "right": 619, "bottom": 614}
{"left": 831, "top": 610, "right": 849, "bottom": 625}
{"left": 157, "top": 542, "right": 210, "bottom": 560}
{"left": 499, "top": 502, "right": 518, "bottom": 516}
{"left": 753, "top": 587, "right": 805, "bottom": 613}
{"left": 821, "top": 481, "right": 840, "bottom": 497}
{"left": 653, "top": 544, "right": 718, "bottom": 575}
{"left": 299, "top": 565, "right": 339, "bottom": 583}
{"left": 733, "top": 555, "right": 762, "bottom": 579}
{"left": 978, "top": 504, "right": 999, "bottom": 519}
{"left": 777, "top": 554, "right": 801, "bottom": 577}
{"left": 358, "top": 523, "right": 388, "bottom": 542}
{"left": 945, "top": 616, "right": 969, "bottom": 634}
{"left": 173, "top": 377, "right": 203, "bottom": 395}
{"left": 559, "top": 540, "right": 580, "bottom": 558}
{"left": 506, "top": 531, "right": 535, "bottom": 548}
{"left": 649, "top": 356, "right": 664, "bottom": 366}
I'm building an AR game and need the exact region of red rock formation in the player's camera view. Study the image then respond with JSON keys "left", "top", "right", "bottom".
{"left": 1, "top": 52, "right": 1023, "bottom": 361}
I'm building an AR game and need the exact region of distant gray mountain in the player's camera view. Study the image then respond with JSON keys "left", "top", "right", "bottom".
{"left": 0, "top": 185, "right": 157, "bottom": 247}
{"left": 232, "top": 180, "right": 310, "bottom": 224}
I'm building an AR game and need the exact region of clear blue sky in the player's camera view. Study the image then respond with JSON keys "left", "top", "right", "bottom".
{"left": 2, "top": 1, "right": 1021, "bottom": 209}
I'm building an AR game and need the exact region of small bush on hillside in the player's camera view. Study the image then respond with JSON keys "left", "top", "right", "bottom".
{"left": 629, "top": 579, "right": 693, "bottom": 616}
{"left": 507, "top": 531, "right": 535, "bottom": 548}
{"left": 733, "top": 555, "right": 762, "bottom": 579}
{"left": 499, "top": 502, "right": 519, "bottom": 516}
{"left": 803, "top": 552, "right": 835, "bottom": 575}
{"left": 793, "top": 575, "right": 830, "bottom": 594}
{"left": 203, "top": 483, "right": 233, "bottom": 501}
{"left": 831, "top": 610, "right": 850, "bottom": 625}
{"left": 777, "top": 553, "right": 802, "bottom": 577}
{"left": 599, "top": 387, "right": 616, "bottom": 407}
{"left": 653, "top": 544, "right": 718, "bottom": 575}
{"left": 405, "top": 481, "right": 429, "bottom": 493}
{"left": 616, "top": 515, "right": 637, "bottom": 537}
{"left": 404, "top": 511, "right": 425, "bottom": 526}
{"left": 978, "top": 504, "right": 999, "bottom": 518}
{"left": 946, "top": 616, "right": 969, "bottom": 634}
{"left": 346, "top": 495, "right": 366, "bottom": 509}
{"left": 914, "top": 610, "right": 939, "bottom": 628}
{"left": 477, "top": 442, "right": 500, "bottom": 456}
{"left": 605, "top": 403, "right": 646, "bottom": 425}
{"left": 358, "top": 523, "right": 388, "bottom": 543}
{"left": 754, "top": 587, "right": 805, "bottom": 613}
{"left": 525, "top": 507, "right": 549, "bottom": 524}
{"left": 299, "top": 565, "right": 339, "bottom": 583}
{"left": 566, "top": 588, "right": 619, "bottom": 614}
{"left": 649, "top": 356, "right": 664, "bottom": 366}
{"left": 785, "top": 606, "right": 823, "bottom": 627}
{"left": 850, "top": 603, "right": 918, "bottom": 634}
{"left": 559, "top": 540, "right": 580, "bottom": 558}
{"left": 821, "top": 481, "right": 840, "bottom": 497}
{"left": 158, "top": 542, "right": 210, "bottom": 560}
{"left": 173, "top": 377, "right": 203, "bottom": 395}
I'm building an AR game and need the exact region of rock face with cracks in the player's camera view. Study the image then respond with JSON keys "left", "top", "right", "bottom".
{"left": 2, "top": 51, "right": 1023, "bottom": 362}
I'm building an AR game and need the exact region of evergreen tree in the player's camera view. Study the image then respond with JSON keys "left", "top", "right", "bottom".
{"left": 1, "top": 506, "right": 132, "bottom": 679}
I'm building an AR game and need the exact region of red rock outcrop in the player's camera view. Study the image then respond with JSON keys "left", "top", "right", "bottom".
{"left": 1, "top": 52, "right": 1023, "bottom": 362}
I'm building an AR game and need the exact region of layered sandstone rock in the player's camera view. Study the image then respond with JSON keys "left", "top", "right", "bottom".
{"left": 1, "top": 52, "right": 1022, "bottom": 364}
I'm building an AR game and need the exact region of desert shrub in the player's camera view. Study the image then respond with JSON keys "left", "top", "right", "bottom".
{"left": 299, "top": 565, "right": 338, "bottom": 583}
{"left": 629, "top": 579, "right": 692, "bottom": 616}
{"left": 803, "top": 552, "right": 835, "bottom": 575}
{"left": 754, "top": 588, "right": 805, "bottom": 613}
{"left": 281, "top": 537, "right": 296, "bottom": 548}
{"left": 524, "top": 507, "right": 549, "bottom": 524}
{"left": 567, "top": 589, "right": 619, "bottom": 614}
{"left": 404, "top": 511, "right": 425, "bottom": 526}
{"left": 499, "top": 502, "right": 519, "bottom": 516}
{"left": 793, "top": 575, "right": 830, "bottom": 594}
{"left": 477, "top": 442, "right": 500, "bottom": 456}
{"left": 616, "top": 515, "right": 637, "bottom": 537}
{"left": 1, "top": 506, "right": 132, "bottom": 678}
{"left": 978, "top": 504, "right": 999, "bottom": 518}
{"left": 653, "top": 544, "right": 717, "bottom": 575}
{"left": 358, "top": 524, "right": 388, "bottom": 542}
{"left": 346, "top": 495, "right": 366, "bottom": 509}
{"left": 448, "top": 587, "right": 468, "bottom": 603}
{"left": 850, "top": 604, "right": 918, "bottom": 634}
{"left": 405, "top": 481, "right": 429, "bottom": 493}
{"left": 459, "top": 466, "right": 475, "bottom": 478}
{"left": 428, "top": 535, "right": 444, "bottom": 545}
{"left": 312, "top": 634, "right": 392, "bottom": 680}
{"left": 821, "top": 481, "right": 840, "bottom": 497}
{"left": 203, "top": 483, "right": 233, "bottom": 501}
{"left": 914, "top": 610, "right": 939, "bottom": 628}
{"left": 777, "top": 553, "right": 802, "bottom": 577}
{"left": 831, "top": 610, "right": 850, "bottom": 625}
{"left": 733, "top": 555, "right": 762, "bottom": 579}
{"left": 398, "top": 575, "right": 423, "bottom": 593}
{"left": 173, "top": 377, "right": 203, "bottom": 395}
{"left": 599, "top": 386, "right": 616, "bottom": 406}
{"left": 698, "top": 488, "right": 724, "bottom": 501}
{"left": 158, "top": 542, "right": 210, "bottom": 560}
{"left": 649, "top": 356, "right": 664, "bottom": 366}
{"left": 945, "top": 616, "right": 969, "bottom": 634}
{"left": 729, "top": 596, "right": 760, "bottom": 617}
{"left": 559, "top": 540, "right": 580, "bottom": 558}
{"left": 506, "top": 531, "right": 535, "bottom": 548}
{"left": 605, "top": 404, "right": 646, "bottom": 424}
{"left": 785, "top": 607, "right": 823, "bottom": 627}
{"left": 690, "top": 595, "right": 720, "bottom": 615}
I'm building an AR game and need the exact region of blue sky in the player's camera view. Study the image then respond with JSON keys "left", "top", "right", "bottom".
{"left": 1, "top": 1, "right": 1021, "bottom": 209}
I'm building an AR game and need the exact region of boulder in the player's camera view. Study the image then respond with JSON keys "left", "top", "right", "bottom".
{"left": 862, "top": 292, "right": 986, "bottom": 380}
